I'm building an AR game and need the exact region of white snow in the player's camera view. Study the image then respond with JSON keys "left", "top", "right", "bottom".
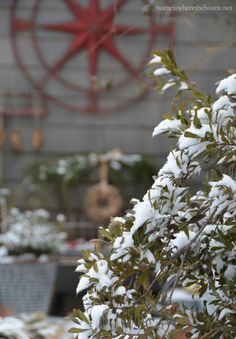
{"left": 149, "top": 55, "right": 162, "bottom": 64}
{"left": 90, "top": 304, "right": 109, "bottom": 329}
{"left": 112, "top": 217, "right": 126, "bottom": 224}
{"left": 76, "top": 259, "right": 87, "bottom": 273}
{"left": 159, "top": 151, "right": 183, "bottom": 178}
{"left": 0, "top": 208, "right": 66, "bottom": 255}
{"left": 113, "top": 233, "right": 134, "bottom": 250}
{"left": 0, "top": 246, "right": 8, "bottom": 257}
{"left": 153, "top": 119, "right": 182, "bottom": 136}
{"left": 140, "top": 249, "right": 155, "bottom": 264}
{"left": 218, "top": 308, "right": 234, "bottom": 320}
{"left": 167, "top": 287, "right": 194, "bottom": 303}
{"left": 0, "top": 318, "right": 28, "bottom": 339}
{"left": 213, "top": 107, "right": 234, "bottom": 127}
{"left": 214, "top": 255, "right": 225, "bottom": 273}
{"left": 179, "top": 82, "right": 189, "bottom": 90}
{"left": 57, "top": 159, "right": 67, "bottom": 175}
{"left": 76, "top": 275, "right": 91, "bottom": 294}
{"left": 77, "top": 260, "right": 118, "bottom": 294}
{"left": 178, "top": 124, "right": 211, "bottom": 157}
{"left": 114, "top": 286, "right": 126, "bottom": 296}
{"left": 224, "top": 264, "right": 236, "bottom": 280}
{"left": 110, "top": 232, "right": 134, "bottom": 261}
{"left": 162, "top": 81, "right": 176, "bottom": 91}
{"left": 56, "top": 213, "right": 66, "bottom": 223}
{"left": 212, "top": 95, "right": 232, "bottom": 111}
{"left": 210, "top": 174, "right": 236, "bottom": 192}
{"left": 153, "top": 67, "right": 171, "bottom": 76}
{"left": 74, "top": 320, "right": 91, "bottom": 339}
{"left": 111, "top": 232, "right": 134, "bottom": 260}
{"left": 171, "top": 231, "right": 197, "bottom": 251}
{"left": 195, "top": 107, "right": 210, "bottom": 124}
{"left": 216, "top": 74, "right": 236, "bottom": 95}
{"left": 131, "top": 200, "right": 154, "bottom": 234}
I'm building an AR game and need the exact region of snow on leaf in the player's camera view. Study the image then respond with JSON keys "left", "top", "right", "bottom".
{"left": 149, "top": 55, "right": 162, "bottom": 64}
{"left": 216, "top": 74, "right": 236, "bottom": 95}
{"left": 170, "top": 231, "right": 197, "bottom": 252}
{"left": 179, "top": 82, "right": 189, "bottom": 90}
{"left": 131, "top": 199, "right": 155, "bottom": 234}
{"left": 110, "top": 232, "right": 134, "bottom": 261}
{"left": 90, "top": 305, "right": 109, "bottom": 329}
{"left": 162, "top": 81, "right": 176, "bottom": 91}
{"left": 153, "top": 119, "right": 183, "bottom": 136}
{"left": 153, "top": 67, "right": 171, "bottom": 76}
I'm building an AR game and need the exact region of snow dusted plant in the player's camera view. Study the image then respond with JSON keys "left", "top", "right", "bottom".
{"left": 28, "top": 150, "right": 154, "bottom": 187}
{"left": 0, "top": 208, "right": 66, "bottom": 257}
{"left": 71, "top": 50, "right": 236, "bottom": 338}
{"left": 0, "top": 317, "right": 28, "bottom": 339}
{"left": 0, "top": 313, "right": 73, "bottom": 339}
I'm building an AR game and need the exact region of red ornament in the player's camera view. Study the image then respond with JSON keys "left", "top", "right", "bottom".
{"left": 11, "top": 0, "right": 174, "bottom": 113}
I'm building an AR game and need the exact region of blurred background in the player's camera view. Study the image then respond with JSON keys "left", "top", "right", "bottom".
{"left": 0, "top": 0, "right": 235, "bottom": 322}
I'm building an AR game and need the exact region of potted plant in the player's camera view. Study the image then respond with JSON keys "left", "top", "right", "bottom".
{"left": 0, "top": 208, "right": 66, "bottom": 315}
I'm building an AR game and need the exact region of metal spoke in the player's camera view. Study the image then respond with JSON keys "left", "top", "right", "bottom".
{"left": 87, "top": 36, "right": 99, "bottom": 77}
{"left": 12, "top": 19, "right": 32, "bottom": 32}
{"left": 89, "top": 0, "right": 100, "bottom": 15}
{"left": 38, "top": 33, "right": 88, "bottom": 85}
{"left": 40, "top": 21, "right": 84, "bottom": 34}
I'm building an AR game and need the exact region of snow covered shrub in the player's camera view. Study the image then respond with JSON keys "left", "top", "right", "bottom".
{"left": 71, "top": 50, "right": 236, "bottom": 338}
{"left": 0, "top": 313, "right": 73, "bottom": 339}
{"left": 0, "top": 316, "right": 28, "bottom": 339}
{"left": 0, "top": 208, "right": 66, "bottom": 257}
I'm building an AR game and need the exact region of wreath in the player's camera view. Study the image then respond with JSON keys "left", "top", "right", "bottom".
{"left": 84, "top": 160, "right": 123, "bottom": 222}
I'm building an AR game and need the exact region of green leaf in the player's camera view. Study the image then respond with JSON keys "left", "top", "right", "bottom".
{"left": 99, "top": 228, "right": 114, "bottom": 241}
{"left": 68, "top": 327, "right": 87, "bottom": 333}
{"left": 73, "top": 309, "right": 90, "bottom": 324}
{"left": 116, "top": 327, "right": 123, "bottom": 335}
{"left": 163, "top": 113, "right": 175, "bottom": 121}
{"left": 184, "top": 131, "right": 199, "bottom": 138}
{"left": 89, "top": 277, "right": 99, "bottom": 283}
{"left": 183, "top": 226, "right": 189, "bottom": 238}
{"left": 198, "top": 282, "right": 207, "bottom": 297}
{"left": 81, "top": 250, "right": 91, "bottom": 260}
{"left": 175, "top": 156, "right": 181, "bottom": 168}
{"left": 189, "top": 214, "right": 204, "bottom": 223}
{"left": 218, "top": 229, "right": 233, "bottom": 249}
{"left": 167, "top": 49, "right": 176, "bottom": 65}
{"left": 193, "top": 113, "right": 202, "bottom": 129}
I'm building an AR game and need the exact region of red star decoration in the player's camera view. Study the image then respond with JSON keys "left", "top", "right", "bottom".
{"left": 12, "top": 0, "right": 174, "bottom": 112}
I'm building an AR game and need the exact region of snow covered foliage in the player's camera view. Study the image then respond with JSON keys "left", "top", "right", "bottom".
{"left": 0, "top": 313, "right": 73, "bottom": 339}
{"left": 0, "top": 317, "right": 28, "bottom": 339}
{"left": 72, "top": 50, "right": 236, "bottom": 338}
{"left": 28, "top": 150, "right": 154, "bottom": 186}
{"left": 0, "top": 208, "right": 66, "bottom": 256}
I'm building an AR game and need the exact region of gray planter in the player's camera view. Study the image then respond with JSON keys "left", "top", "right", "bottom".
{"left": 0, "top": 261, "right": 57, "bottom": 314}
